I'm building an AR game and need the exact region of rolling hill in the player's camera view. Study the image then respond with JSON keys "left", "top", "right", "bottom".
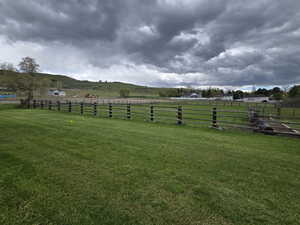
{"left": 0, "top": 70, "right": 174, "bottom": 97}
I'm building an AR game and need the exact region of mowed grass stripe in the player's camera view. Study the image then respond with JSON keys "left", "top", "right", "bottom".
{"left": 0, "top": 108, "right": 300, "bottom": 225}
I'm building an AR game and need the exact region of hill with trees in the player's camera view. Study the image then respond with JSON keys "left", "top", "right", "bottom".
{"left": 1, "top": 58, "right": 300, "bottom": 100}
{"left": 0, "top": 68, "right": 178, "bottom": 98}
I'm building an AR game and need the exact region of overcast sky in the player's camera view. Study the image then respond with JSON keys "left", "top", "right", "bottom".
{"left": 0, "top": 0, "right": 300, "bottom": 89}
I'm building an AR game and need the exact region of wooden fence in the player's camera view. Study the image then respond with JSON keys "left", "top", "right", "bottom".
{"left": 27, "top": 100, "right": 300, "bottom": 131}
{"left": 27, "top": 100, "right": 254, "bottom": 129}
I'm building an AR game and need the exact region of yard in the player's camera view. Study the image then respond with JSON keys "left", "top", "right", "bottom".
{"left": 0, "top": 106, "right": 300, "bottom": 225}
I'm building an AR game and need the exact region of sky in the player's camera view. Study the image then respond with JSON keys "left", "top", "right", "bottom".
{"left": 0, "top": 0, "right": 300, "bottom": 89}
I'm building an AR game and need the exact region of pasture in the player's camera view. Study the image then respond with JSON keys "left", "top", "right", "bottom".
{"left": 0, "top": 106, "right": 300, "bottom": 225}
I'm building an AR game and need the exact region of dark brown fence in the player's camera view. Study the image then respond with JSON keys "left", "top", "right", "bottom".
{"left": 28, "top": 100, "right": 253, "bottom": 129}
{"left": 28, "top": 100, "right": 300, "bottom": 131}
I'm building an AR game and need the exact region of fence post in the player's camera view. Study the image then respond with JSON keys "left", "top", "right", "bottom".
{"left": 57, "top": 101, "right": 61, "bottom": 111}
{"left": 93, "top": 102, "right": 97, "bottom": 116}
{"left": 68, "top": 101, "right": 72, "bottom": 112}
{"left": 80, "top": 102, "right": 84, "bottom": 115}
{"left": 212, "top": 107, "right": 218, "bottom": 128}
{"left": 109, "top": 103, "right": 112, "bottom": 118}
{"left": 33, "top": 100, "right": 36, "bottom": 109}
{"left": 277, "top": 106, "right": 281, "bottom": 118}
{"left": 177, "top": 105, "right": 182, "bottom": 125}
{"left": 48, "top": 100, "right": 52, "bottom": 110}
{"left": 150, "top": 105, "right": 154, "bottom": 121}
{"left": 41, "top": 100, "right": 44, "bottom": 109}
{"left": 20, "top": 99, "right": 24, "bottom": 108}
{"left": 293, "top": 108, "right": 295, "bottom": 117}
{"left": 127, "top": 104, "right": 131, "bottom": 119}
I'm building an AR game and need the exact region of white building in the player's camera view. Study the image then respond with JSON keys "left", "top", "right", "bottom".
{"left": 48, "top": 89, "right": 66, "bottom": 97}
{"left": 190, "top": 93, "right": 202, "bottom": 98}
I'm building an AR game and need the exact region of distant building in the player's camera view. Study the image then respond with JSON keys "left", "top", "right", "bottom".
{"left": 242, "top": 97, "right": 269, "bottom": 102}
{"left": 48, "top": 89, "right": 66, "bottom": 97}
{"left": 0, "top": 94, "right": 16, "bottom": 99}
{"left": 190, "top": 93, "right": 200, "bottom": 98}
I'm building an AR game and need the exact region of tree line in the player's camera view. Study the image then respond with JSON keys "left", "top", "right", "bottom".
{"left": 158, "top": 86, "right": 300, "bottom": 100}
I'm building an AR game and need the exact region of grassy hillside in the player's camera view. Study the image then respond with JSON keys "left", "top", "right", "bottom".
{"left": 1, "top": 106, "right": 300, "bottom": 225}
{"left": 0, "top": 69, "right": 147, "bottom": 89}
{"left": 0, "top": 70, "right": 173, "bottom": 97}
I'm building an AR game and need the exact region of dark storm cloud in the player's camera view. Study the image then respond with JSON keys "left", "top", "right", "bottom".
{"left": 0, "top": 0, "right": 300, "bottom": 87}
{"left": 0, "top": 0, "right": 124, "bottom": 43}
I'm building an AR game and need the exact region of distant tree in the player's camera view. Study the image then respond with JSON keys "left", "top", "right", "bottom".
{"left": 233, "top": 90, "right": 244, "bottom": 100}
{"left": 202, "top": 88, "right": 224, "bottom": 98}
{"left": 3, "top": 57, "right": 49, "bottom": 104}
{"left": 271, "top": 87, "right": 282, "bottom": 95}
{"left": 0, "top": 62, "right": 16, "bottom": 71}
{"left": 269, "top": 87, "right": 284, "bottom": 100}
{"left": 288, "top": 85, "right": 300, "bottom": 98}
{"left": 176, "top": 88, "right": 184, "bottom": 97}
{"left": 0, "top": 62, "right": 17, "bottom": 75}
{"left": 272, "top": 92, "right": 284, "bottom": 100}
{"left": 18, "top": 57, "right": 40, "bottom": 74}
{"left": 226, "top": 90, "right": 233, "bottom": 95}
{"left": 120, "top": 89, "right": 130, "bottom": 98}
{"left": 4, "top": 74, "right": 49, "bottom": 102}
{"left": 255, "top": 88, "right": 270, "bottom": 97}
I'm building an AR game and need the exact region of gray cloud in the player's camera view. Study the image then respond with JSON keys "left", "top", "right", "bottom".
{"left": 0, "top": 0, "right": 300, "bottom": 87}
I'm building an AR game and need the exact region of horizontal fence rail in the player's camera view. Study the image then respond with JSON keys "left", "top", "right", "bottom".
{"left": 27, "top": 100, "right": 300, "bottom": 132}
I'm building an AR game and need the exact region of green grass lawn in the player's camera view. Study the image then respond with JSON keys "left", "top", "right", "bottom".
{"left": 1, "top": 107, "right": 300, "bottom": 225}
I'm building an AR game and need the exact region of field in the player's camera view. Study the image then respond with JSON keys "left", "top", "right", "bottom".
{"left": 66, "top": 88, "right": 159, "bottom": 98}
{"left": 1, "top": 106, "right": 300, "bottom": 225}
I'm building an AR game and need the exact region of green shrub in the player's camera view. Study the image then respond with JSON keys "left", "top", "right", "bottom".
{"left": 119, "top": 89, "right": 130, "bottom": 98}
{"left": 288, "top": 85, "right": 300, "bottom": 98}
